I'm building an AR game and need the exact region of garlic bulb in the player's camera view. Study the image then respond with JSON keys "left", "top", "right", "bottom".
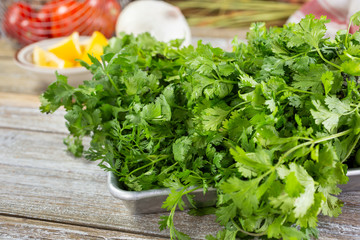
{"left": 115, "top": 0, "right": 191, "bottom": 46}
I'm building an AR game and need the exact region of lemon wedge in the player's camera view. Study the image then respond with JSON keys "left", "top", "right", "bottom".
{"left": 81, "top": 31, "right": 108, "bottom": 64}
{"left": 33, "top": 46, "right": 74, "bottom": 68}
{"left": 48, "top": 32, "right": 82, "bottom": 62}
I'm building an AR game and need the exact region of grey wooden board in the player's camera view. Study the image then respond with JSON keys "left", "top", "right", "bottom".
{"left": 0, "top": 215, "right": 168, "bottom": 240}
{"left": 0, "top": 38, "right": 53, "bottom": 95}
{"left": 317, "top": 192, "right": 360, "bottom": 239}
{"left": 0, "top": 38, "right": 16, "bottom": 58}
{"left": 0, "top": 93, "right": 67, "bottom": 134}
{"left": 0, "top": 58, "right": 53, "bottom": 95}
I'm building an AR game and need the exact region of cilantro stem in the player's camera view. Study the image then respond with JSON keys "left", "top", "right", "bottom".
{"left": 344, "top": 52, "right": 357, "bottom": 60}
{"left": 174, "top": 49, "right": 186, "bottom": 59}
{"left": 127, "top": 155, "right": 171, "bottom": 177}
{"left": 172, "top": 105, "right": 188, "bottom": 111}
{"left": 167, "top": 185, "right": 202, "bottom": 240}
{"left": 315, "top": 48, "right": 341, "bottom": 70}
{"left": 231, "top": 219, "right": 266, "bottom": 237}
{"left": 272, "top": 51, "right": 310, "bottom": 70}
{"left": 343, "top": 108, "right": 358, "bottom": 115}
{"left": 289, "top": 88, "right": 315, "bottom": 95}
{"left": 345, "top": 19, "right": 353, "bottom": 49}
{"left": 212, "top": 71, "right": 238, "bottom": 84}
{"left": 272, "top": 47, "right": 338, "bottom": 71}
{"left": 215, "top": 68, "right": 224, "bottom": 81}
{"left": 159, "top": 162, "right": 178, "bottom": 177}
{"left": 279, "top": 129, "right": 352, "bottom": 163}
{"left": 106, "top": 72, "right": 121, "bottom": 94}
{"left": 286, "top": 51, "right": 308, "bottom": 60}
{"left": 342, "top": 133, "right": 360, "bottom": 162}
{"left": 276, "top": 87, "right": 315, "bottom": 96}
{"left": 220, "top": 79, "right": 239, "bottom": 84}
{"left": 230, "top": 101, "right": 250, "bottom": 112}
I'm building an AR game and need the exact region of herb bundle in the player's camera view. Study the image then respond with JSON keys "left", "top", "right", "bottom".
{"left": 40, "top": 13, "right": 360, "bottom": 240}
{"left": 166, "top": 0, "right": 303, "bottom": 28}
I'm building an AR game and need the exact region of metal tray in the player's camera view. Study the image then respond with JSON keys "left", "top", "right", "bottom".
{"left": 340, "top": 168, "right": 360, "bottom": 192}
{"left": 107, "top": 172, "right": 217, "bottom": 214}
{"left": 107, "top": 169, "right": 360, "bottom": 214}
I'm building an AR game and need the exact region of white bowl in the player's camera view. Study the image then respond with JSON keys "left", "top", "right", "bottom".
{"left": 14, "top": 36, "right": 93, "bottom": 87}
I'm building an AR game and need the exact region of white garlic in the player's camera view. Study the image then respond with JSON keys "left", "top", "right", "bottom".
{"left": 115, "top": 0, "right": 191, "bottom": 46}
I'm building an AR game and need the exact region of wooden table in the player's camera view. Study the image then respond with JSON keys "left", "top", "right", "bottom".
{"left": 0, "top": 36, "right": 359, "bottom": 240}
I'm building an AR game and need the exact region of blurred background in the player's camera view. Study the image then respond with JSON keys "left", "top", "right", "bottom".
{"left": 0, "top": 0, "right": 309, "bottom": 48}
{"left": 0, "top": 0, "right": 128, "bottom": 46}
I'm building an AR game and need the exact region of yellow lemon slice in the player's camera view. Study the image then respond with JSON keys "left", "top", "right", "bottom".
{"left": 48, "top": 32, "right": 82, "bottom": 62}
{"left": 33, "top": 46, "right": 63, "bottom": 68}
{"left": 80, "top": 44, "right": 86, "bottom": 54}
{"left": 33, "top": 46, "right": 74, "bottom": 68}
{"left": 81, "top": 31, "right": 108, "bottom": 64}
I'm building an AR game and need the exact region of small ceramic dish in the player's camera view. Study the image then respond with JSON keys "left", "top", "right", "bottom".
{"left": 14, "top": 36, "right": 93, "bottom": 86}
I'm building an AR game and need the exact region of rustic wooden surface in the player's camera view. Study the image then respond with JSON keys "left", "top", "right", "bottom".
{"left": 0, "top": 36, "right": 360, "bottom": 240}
{"left": 0, "top": 215, "right": 168, "bottom": 240}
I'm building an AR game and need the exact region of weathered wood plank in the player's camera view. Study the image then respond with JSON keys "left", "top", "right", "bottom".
{"left": 0, "top": 127, "right": 359, "bottom": 239}
{"left": 0, "top": 58, "right": 53, "bottom": 95}
{"left": 0, "top": 92, "right": 40, "bottom": 108}
{"left": 0, "top": 60, "right": 87, "bottom": 95}
{"left": 0, "top": 92, "right": 67, "bottom": 133}
{"left": 0, "top": 215, "right": 168, "bottom": 240}
{"left": 318, "top": 192, "right": 360, "bottom": 239}
{"left": 191, "top": 26, "right": 248, "bottom": 39}
{"left": 0, "top": 128, "right": 221, "bottom": 239}
{"left": 0, "top": 38, "right": 17, "bottom": 58}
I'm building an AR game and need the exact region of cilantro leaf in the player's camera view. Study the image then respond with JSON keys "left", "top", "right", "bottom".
{"left": 172, "top": 136, "right": 192, "bottom": 164}
{"left": 201, "top": 103, "right": 231, "bottom": 131}
{"left": 296, "top": 14, "right": 330, "bottom": 48}
{"left": 321, "top": 71, "right": 334, "bottom": 95}
{"left": 311, "top": 99, "right": 341, "bottom": 132}
{"left": 220, "top": 177, "right": 259, "bottom": 217}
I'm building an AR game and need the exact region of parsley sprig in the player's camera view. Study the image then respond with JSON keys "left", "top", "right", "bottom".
{"left": 41, "top": 14, "right": 360, "bottom": 240}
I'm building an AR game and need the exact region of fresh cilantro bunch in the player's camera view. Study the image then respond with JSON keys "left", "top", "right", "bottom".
{"left": 40, "top": 13, "right": 360, "bottom": 240}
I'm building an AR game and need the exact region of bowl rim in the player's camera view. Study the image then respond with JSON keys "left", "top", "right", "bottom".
{"left": 14, "top": 36, "right": 91, "bottom": 74}
{"left": 107, "top": 172, "right": 217, "bottom": 201}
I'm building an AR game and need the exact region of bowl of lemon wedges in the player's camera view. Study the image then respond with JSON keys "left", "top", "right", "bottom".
{"left": 15, "top": 31, "right": 108, "bottom": 86}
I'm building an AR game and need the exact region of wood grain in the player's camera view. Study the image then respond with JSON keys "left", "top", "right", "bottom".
{"left": 0, "top": 92, "right": 41, "bottom": 108}
{"left": 190, "top": 26, "right": 248, "bottom": 39}
{"left": 0, "top": 58, "right": 53, "bottom": 95}
{"left": 0, "top": 92, "right": 67, "bottom": 134}
{"left": 0, "top": 38, "right": 17, "bottom": 58}
{"left": 318, "top": 192, "right": 360, "bottom": 239}
{"left": 0, "top": 215, "right": 168, "bottom": 240}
